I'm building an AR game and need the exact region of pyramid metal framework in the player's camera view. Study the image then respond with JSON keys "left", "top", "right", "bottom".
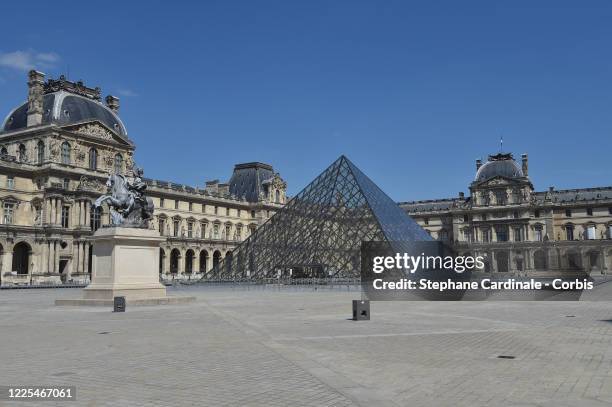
{"left": 206, "top": 156, "right": 431, "bottom": 280}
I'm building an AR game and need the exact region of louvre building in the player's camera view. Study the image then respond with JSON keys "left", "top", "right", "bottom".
{"left": 0, "top": 71, "right": 611, "bottom": 286}
{"left": 0, "top": 71, "right": 286, "bottom": 286}
{"left": 400, "top": 153, "right": 612, "bottom": 275}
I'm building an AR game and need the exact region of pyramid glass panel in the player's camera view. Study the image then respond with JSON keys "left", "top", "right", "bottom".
{"left": 206, "top": 156, "right": 431, "bottom": 280}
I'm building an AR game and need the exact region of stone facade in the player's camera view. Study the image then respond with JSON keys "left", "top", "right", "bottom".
{"left": 0, "top": 72, "right": 286, "bottom": 286}
{"left": 400, "top": 153, "right": 612, "bottom": 276}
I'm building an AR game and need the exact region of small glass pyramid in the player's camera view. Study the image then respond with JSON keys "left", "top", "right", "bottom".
{"left": 206, "top": 155, "right": 431, "bottom": 280}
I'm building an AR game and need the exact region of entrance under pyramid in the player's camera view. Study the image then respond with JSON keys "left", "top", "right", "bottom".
{"left": 205, "top": 156, "right": 431, "bottom": 280}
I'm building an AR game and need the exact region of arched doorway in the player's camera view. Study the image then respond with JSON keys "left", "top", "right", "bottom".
{"left": 534, "top": 250, "right": 547, "bottom": 270}
{"left": 212, "top": 250, "right": 222, "bottom": 272}
{"left": 159, "top": 248, "right": 166, "bottom": 274}
{"left": 496, "top": 251, "right": 509, "bottom": 273}
{"left": 225, "top": 251, "right": 233, "bottom": 274}
{"left": 185, "top": 249, "right": 194, "bottom": 273}
{"left": 587, "top": 250, "right": 600, "bottom": 271}
{"left": 170, "top": 249, "right": 180, "bottom": 274}
{"left": 566, "top": 250, "right": 581, "bottom": 270}
{"left": 199, "top": 250, "right": 208, "bottom": 273}
{"left": 12, "top": 242, "right": 31, "bottom": 275}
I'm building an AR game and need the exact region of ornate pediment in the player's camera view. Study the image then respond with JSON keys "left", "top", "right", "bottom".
{"left": 73, "top": 123, "right": 114, "bottom": 140}
{"left": 77, "top": 175, "right": 106, "bottom": 193}
{"left": 61, "top": 120, "right": 130, "bottom": 145}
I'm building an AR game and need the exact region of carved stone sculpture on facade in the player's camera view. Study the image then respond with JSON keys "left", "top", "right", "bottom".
{"left": 94, "top": 166, "right": 154, "bottom": 228}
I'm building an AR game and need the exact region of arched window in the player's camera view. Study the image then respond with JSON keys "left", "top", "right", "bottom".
{"left": 534, "top": 250, "right": 547, "bottom": 270}
{"left": 61, "top": 142, "right": 71, "bottom": 164}
{"left": 37, "top": 140, "right": 44, "bottom": 164}
{"left": 114, "top": 153, "right": 123, "bottom": 174}
{"left": 89, "top": 148, "right": 98, "bottom": 170}
{"left": 18, "top": 144, "right": 26, "bottom": 162}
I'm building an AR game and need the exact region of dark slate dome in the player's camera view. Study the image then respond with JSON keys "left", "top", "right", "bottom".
{"left": 475, "top": 153, "right": 523, "bottom": 182}
{"left": 228, "top": 162, "right": 276, "bottom": 202}
{"left": 1, "top": 91, "right": 127, "bottom": 136}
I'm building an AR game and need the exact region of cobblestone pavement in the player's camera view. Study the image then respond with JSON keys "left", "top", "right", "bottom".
{"left": 0, "top": 284, "right": 611, "bottom": 407}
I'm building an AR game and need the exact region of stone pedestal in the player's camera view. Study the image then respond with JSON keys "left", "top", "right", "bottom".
{"left": 56, "top": 227, "right": 195, "bottom": 306}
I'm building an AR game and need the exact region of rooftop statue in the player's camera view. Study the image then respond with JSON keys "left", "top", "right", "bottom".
{"left": 94, "top": 166, "right": 154, "bottom": 228}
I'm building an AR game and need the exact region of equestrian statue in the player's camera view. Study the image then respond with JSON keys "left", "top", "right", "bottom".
{"left": 94, "top": 166, "right": 154, "bottom": 228}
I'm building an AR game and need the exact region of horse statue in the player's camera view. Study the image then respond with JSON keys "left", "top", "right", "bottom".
{"left": 94, "top": 170, "right": 154, "bottom": 228}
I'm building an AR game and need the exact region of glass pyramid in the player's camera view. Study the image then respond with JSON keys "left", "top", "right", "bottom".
{"left": 207, "top": 155, "right": 431, "bottom": 280}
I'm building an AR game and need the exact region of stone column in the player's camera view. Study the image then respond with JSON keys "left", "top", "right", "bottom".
{"left": 2, "top": 247, "right": 13, "bottom": 274}
{"left": 85, "top": 201, "right": 91, "bottom": 228}
{"left": 41, "top": 241, "right": 48, "bottom": 274}
{"left": 164, "top": 249, "right": 171, "bottom": 274}
{"left": 193, "top": 251, "right": 200, "bottom": 274}
{"left": 178, "top": 250, "right": 185, "bottom": 274}
{"left": 75, "top": 242, "right": 82, "bottom": 274}
{"left": 49, "top": 199, "right": 55, "bottom": 226}
{"left": 47, "top": 241, "right": 54, "bottom": 273}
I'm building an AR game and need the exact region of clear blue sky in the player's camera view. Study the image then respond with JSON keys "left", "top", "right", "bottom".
{"left": 1, "top": 1, "right": 611, "bottom": 201}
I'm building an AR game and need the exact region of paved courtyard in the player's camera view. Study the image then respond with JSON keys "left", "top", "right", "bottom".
{"left": 0, "top": 284, "right": 611, "bottom": 407}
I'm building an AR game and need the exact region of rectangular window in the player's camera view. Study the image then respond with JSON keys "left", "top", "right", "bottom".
{"left": 513, "top": 211, "right": 519, "bottom": 219}
{"left": 251, "top": 210, "right": 256, "bottom": 218}
{"left": 225, "top": 225, "right": 231, "bottom": 240}
{"left": 158, "top": 218, "right": 165, "bottom": 236}
{"left": 201, "top": 222, "right": 207, "bottom": 238}
{"left": 61, "top": 206, "right": 70, "bottom": 228}
{"left": 63, "top": 178, "right": 70, "bottom": 190}
{"left": 566, "top": 226, "right": 574, "bottom": 241}
{"left": 91, "top": 207, "right": 101, "bottom": 231}
{"left": 565, "top": 209, "right": 572, "bottom": 217}
{"left": 3, "top": 202, "right": 14, "bottom": 224}
{"left": 202, "top": 204, "right": 206, "bottom": 213}
{"left": 608, "top": 225, "right": 612, "bottom": 239}
{"left": 213, "top": 224, "right": 219, "bottom": 239}
{"left": 174, "top": 200, "right": 179, "bottom": 210}
{"left": 463, "top": 214, "right": 469, "bottom": 222}
{"left": 534, "top": 209, "right": 540, "bottom": 218}
{"left": 535, "top": 228, "right": 543, "bottom": 242}
{"left": 173, "top": 220, "right": 179, "bottom": 237}
{"left": 188, "top": 221, "right": 193, "bottom": 238}
{"left": 226, "top": 207, "right": 229, "bottom": 216}
{"left": 160, "top": 198, "right": 165, "bottom": 208}
{"left": 7, "top": 176, "right": 14, "bottom": 189}
{"left": 482, "top": 229, "right": 491, "bottom": 243}
{"left": 496, "top": 226, "right": 508, "bottom": 242}
{"left": 424, "top": 217, "right": 429, "bottom": 225}
{"left": 587, "top": 207, "right": 593, "bottom": 216}
{"left": 609, "top": 207, "right": 612, "bottom": 215}
{"left": 586, "top": 225, "right": 596, "bottom": 240}
{"left": 237, "top": 209, "right": 241, "bottom": 217}
{"left": 495, "top": 190, "right": 507, "bottom": 205}
{"left": 214, "top": 206, "right": 218, "bottom": 215}
{"left": 189, "top": 202, "right": 193, "bottom": 212}
{"left": 236, "top": 225, "right": 242, "bottom": 240}
{"left": 482, "top": 213, "right": 487, "bottom": 221}
{"left": 513, "top": 227, "right": 523, "bottom": 242}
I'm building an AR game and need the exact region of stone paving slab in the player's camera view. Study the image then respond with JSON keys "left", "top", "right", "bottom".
{"left": 0, "top": 285, "right": 611, "bottom": 407}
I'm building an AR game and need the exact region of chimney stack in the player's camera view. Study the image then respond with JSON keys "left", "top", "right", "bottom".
{"left": 105, "top": 95, "right": 120, "bottom": 113}
{"left": 27, "top": 70, "right": 45, "bottom": 127}
{"left": 521, "top": 153, "right": 528, "bottom": 176}
{"left": 476, "top": 159, "right": 482, "bottom": 170}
